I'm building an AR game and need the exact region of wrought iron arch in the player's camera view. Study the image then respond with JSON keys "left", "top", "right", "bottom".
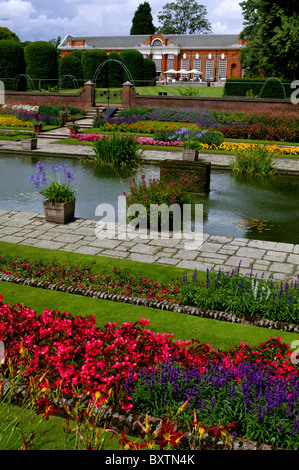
{"left": 12, "top": 74, "right": 35, "bottom": 91}
{"left": 259, "top": 77, "right": 286, "bottom": 99}
{"left": 92, "top": 59, "right": 135, "bottom": 86}
{"left": 59, "top": 74, "right": 80, "bottom": 89}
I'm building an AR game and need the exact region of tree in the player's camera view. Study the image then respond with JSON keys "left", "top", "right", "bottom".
{"left": 240, "top": 0, "right": 299, "bottom": 79}
{"left": 59, "top": 54, "right": 83, "bottom": 88}
{"left": 81, "top": 49, "right": 108, "bottom": 87}
{"left": 130, "top": 2, "right": 156, "bottom": 35}
{"left": 107, "top": 52, "right": 124, "bottom": 87}
{"left": 0, "top": 26, "right": 20, "bottom": 42}
{"left": 157, "top": 0, "right": 211, "bottom": 35}
{"left": 119, "top": 49, "right": 144, "bottom": 84}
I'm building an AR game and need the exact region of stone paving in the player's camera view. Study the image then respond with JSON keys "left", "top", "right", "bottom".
{"left": 0, "top": 133, "right": 299, "bottom": 282}
{"left": 0, "top": 208, "right": 298, "bottom": 282}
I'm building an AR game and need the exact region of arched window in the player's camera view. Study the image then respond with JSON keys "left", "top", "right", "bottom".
{"left": 152, "top": 38, "right": 163, "bottom": 47}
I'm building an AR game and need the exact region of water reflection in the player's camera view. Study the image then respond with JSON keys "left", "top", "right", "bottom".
{"left": 0, "top": 155, "right": 298, "bottom": 244}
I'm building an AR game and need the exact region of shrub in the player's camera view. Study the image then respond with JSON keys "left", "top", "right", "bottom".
{"left": 142, "top": 58, "right": 157, "bottom": 85}
{"left": 224, "top": 78, "right": 293, "bottom": 99}
{"left": 92, "top": 133, "right": 143, "bottom": 169}
{"left": 119, "top": 49, "right": 144, "bottom": 84}
{"left": 59, "top": 54, "right": 83, "bottom": 88}
{"left": 230, "top": 144, "right": 277, "bottom": 175}
{"left": 24, "top": 41, "right": 58, "bottom": 90}
{"left": 107, "top": 51, "right": 124, "bottom": 87}
{"left": 0, "top": 40, "right": 26, "bottom": 90}
{"left": 81, "top": 49, "right": 108, "bottom": 87}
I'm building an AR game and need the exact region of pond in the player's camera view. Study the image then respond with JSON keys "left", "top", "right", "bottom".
{"left": 0, "top": 154, "right": 299, "bottom": 244}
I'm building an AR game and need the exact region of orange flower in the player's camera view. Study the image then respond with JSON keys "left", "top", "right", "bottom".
{"left": 154, "top": 418, "right": 185, "bottom": 450}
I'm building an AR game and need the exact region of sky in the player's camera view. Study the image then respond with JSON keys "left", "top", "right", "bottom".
{"left": 0, "top": 0, "right": 245, "bottom": 43}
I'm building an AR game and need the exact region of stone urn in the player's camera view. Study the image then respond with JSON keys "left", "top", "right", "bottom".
{"left": 43, "top": 200, "right": 75, "bottom": 224}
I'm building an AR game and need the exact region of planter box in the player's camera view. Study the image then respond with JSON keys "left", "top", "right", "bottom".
{"left": 21, "top": 138, "right": 37, "bottom": 150}
{"left": 183, "top": 149, "right": 198, "bottom": 161}
{"left": 33, "top": 125, "right": 42, "bottom": 133}
{"left": 43, "top": 200, "right": 75, "bottom": 224}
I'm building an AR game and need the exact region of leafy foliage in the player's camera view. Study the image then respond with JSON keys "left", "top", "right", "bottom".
{"left": 157, "top": 0, "right": 211, "bottom": 34}
{"left": 130, "top": 1, "right": 156, "bottom": 35}
{"left": 24, "top": 41, "right": 59, "bottom": 90}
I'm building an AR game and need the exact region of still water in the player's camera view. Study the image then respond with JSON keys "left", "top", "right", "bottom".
{"left": 0, "top": 154, "right": 298, "bottom": 244}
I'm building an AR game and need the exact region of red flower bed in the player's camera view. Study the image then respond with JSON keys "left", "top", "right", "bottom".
{"left": 0, "top": 295, "right": 297, "bottom": 410}
{"left": 220, "top": 124, "right": 299, "bottom": 142}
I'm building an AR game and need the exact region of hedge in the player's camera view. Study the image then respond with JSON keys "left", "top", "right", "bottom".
{"left": 119, "top": 49, "right": 144, "bottom": 84}
{"left": 143, "top": 58, "right": 157, "bottom": 86}
{"left": 107, "top": 51, "right": 124, "bottom": 87}
{"left": 0, "top": 40, "right": 26, "bottom": 90}
{"left": 59, "top": 54, "right": 83, "bottom": 89}
{"left": 81, "top": 49, "right": 108, "bottom": 88}
{"left": 224, "top": 78, "right": 293, "bottom": 99}
{"left": 24, "top": 41, "right": 58, "bottom": 90}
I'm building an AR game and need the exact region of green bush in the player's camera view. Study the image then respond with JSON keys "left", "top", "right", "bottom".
{"left": 0, "top": 40, "right": 26, "bottom": 90}
{"left": 92, "top": 133, "right": 143, "bottom": 170}
{"left": 38, "top": 104, "right": 86, "bottom": 117}
{"left": 119, "top": 49, "right": 144, "bottom": 84}
{"left": 24, "top": 41, "right": 58, "bottom": 90}
{"left": 224, "top": 78, "right": 293, "bottom": 99}
{"left": 142, "top": 58, "right": 157, "bottom": 86}
{"left": 59, "top": 54, "right": 83, "bottom": 88}
{"left": 81, "top": 49, "right": 108, "bottom": 87}
{"left": 230, "top": 145, "right": 277, "bottom": 175}
{"left": 107, "top": 51, "right": 124, "bottom": 87}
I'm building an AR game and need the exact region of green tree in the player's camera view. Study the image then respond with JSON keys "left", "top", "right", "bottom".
{"left": 130, "top": 2, "right": 156, "bottom": 35}
{"left": 59, "top": 54, "right": 83, "bottom": 88}
{"left": 240, "top": 0, "right": 299, "bottom": 79}
{"left": 119, "top": 49, "right": 144, "bottom": 84}
{"left": 0, "top": 26, "right": 20, "bottom": 42}
{"left": 157, "top": 0, "right": 211, "bottom": 34}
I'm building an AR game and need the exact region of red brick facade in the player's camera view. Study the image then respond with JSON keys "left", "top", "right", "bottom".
{"left": 59, "top": 34, "right": 246, "bottom": 81}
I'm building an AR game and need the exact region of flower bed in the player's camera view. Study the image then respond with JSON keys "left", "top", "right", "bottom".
{"left": 0, "top": 294, "right": 298, "bottom": 449}
{"left": 0, "top": 116, "right": 33, "bottom": 128}
{"left": 220, "top": 124, "right": 299, "bottom": 143}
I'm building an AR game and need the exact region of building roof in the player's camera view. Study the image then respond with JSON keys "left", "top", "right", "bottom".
{"left": 59, "top": 34, "right": 242, "bottom": 51}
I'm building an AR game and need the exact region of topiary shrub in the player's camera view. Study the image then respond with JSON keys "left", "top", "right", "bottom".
{"left": 143, "top": 58, "right": 157, "bottom": 86}
{"left": 24, "top": 41, "right": 58, "bottom": 90}
{"left": 81, "top": 49, "right": 108, "bottom": 88}
{"left": 119, "top": 49, "right": 144, "bottom": 85}
{"left": 59, "top": 54, "right": 83, "bottom": 89}
{"left": 107, "top": 51, "right": 124, "bottom": 87}
{"left": 0, "top": 40, "right": 26, "bottom": 90}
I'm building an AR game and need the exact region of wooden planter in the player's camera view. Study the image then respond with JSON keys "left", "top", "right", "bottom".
{"left": 43, "top": 200, "right": 75, "bottom": 224}
{"left": 183, "top": 149, "right": 198, "bottom": 161}
{"left": 21, "top": 138, "right": 37, "bottom": 150}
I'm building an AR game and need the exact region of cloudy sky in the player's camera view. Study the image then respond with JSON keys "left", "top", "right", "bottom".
{"left": 0, "top": 0, "right": 245, "bottom": 43}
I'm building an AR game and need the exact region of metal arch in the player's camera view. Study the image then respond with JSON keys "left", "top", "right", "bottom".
{"left": 12, "top": 74, "right": 35, "bottom": 91}
{"left": 92, "top": 59, "right": 135, "bottom": 86}
{"left": 59, "top": 74, "right": 80, "bottom": 89}
{"left": 259, "top": 77, "right": 287, "bottom": 100}
{"left": 149, "top": 76, "right": 159, "bottom": 86}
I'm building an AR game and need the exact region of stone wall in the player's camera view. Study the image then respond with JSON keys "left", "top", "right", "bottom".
{"left": 4, "top": 81, "right": 95, "bottom": 111}
{"left": 122, "top": 82, "right": 298, "bottom": 114}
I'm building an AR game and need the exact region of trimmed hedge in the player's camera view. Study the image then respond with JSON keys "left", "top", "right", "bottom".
{"left": 24, "top": 41, "right": 58, "bottom": 90}
{"left": 224, "top": 78, "right": 293, "bottom": 99}
{"left": 0, "top": 40, "right": 26, "bottom": 90}
{"left": 107, "top": 51, "right": 124, "bottom": 87}
{"left": 81, "top": 49, "right": 108, "bottom": 87}
{"left": 143, "top": 57, "right": 157, "bottom": 86}
{"left": 119, "top": 49, "right": 144, "bottom": 84}
{"left": 59, "top": 54, "right": 83, "bottom": 88}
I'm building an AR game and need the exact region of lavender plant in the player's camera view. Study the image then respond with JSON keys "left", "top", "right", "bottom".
{"left": 179, "top": 263, "right": 299, "bottom": 324}
{"left": 125, "top": 359, "right": 299, "bottom": 449}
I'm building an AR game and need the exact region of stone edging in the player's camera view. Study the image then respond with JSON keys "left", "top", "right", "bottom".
{"left": 0, "top": 273, "right": 298, "bottom": 333}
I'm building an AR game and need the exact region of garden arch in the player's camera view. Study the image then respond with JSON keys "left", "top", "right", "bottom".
{"left": 93, "top": 59, "right": 135, "bottom": 87}
{"left": 259, "top": 77, "right": 287, "bottom": 99}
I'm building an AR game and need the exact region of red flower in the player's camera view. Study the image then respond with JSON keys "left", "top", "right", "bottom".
{"left": 154, "top": 418, "right": 185, "bottom": 450}
{"left": 36, "top": 398, "right": 60, "bottom": 420}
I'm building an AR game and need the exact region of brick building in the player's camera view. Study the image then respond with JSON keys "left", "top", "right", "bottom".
{"left": 58, "top": 33, "right": 246, "bottom": 82}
